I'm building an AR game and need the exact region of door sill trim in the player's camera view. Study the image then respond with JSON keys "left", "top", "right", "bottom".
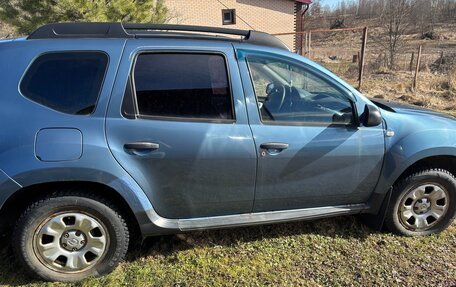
{"left": 146, "top": 204, "right": 367, "bottom": 231}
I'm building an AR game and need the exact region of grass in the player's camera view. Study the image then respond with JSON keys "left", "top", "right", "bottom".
{"left": 341, "top": 71, "right": 456, "bottom": 115}
{"left": 0, "top": 217, "right": 454, "bottom": 287}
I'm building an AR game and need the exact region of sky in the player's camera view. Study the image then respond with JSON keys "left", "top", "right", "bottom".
{"left": 320, "top": 0, "right": 346, "bottom": 8}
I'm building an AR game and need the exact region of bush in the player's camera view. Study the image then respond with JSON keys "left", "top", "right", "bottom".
{"left": 330, "top": 18, "right": 346, "bottom": 29}
{"left": 431, "top": 53, "right": 456, "bottom": 74}
{"left": 422, "top": 31, "right": 440, "bottom": 40}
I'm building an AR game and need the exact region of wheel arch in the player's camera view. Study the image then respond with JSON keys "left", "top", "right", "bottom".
{"left": 0, "top": 180, "right": 142, "bottom": 238}
{"left": 363, "top": 153, "right": 456, "bottom": 230}
{"left": 393, "top": 154, "right": 456, "bottom": 184}
{"left": 371, "top": 150, "right": 456, "bottom": 208}
{"left": 384, "top": 148, "right": 456, "bottom": 194}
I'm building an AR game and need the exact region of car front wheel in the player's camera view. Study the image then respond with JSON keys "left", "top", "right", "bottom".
{"left": 385, "top": 168, "right": 456, "bottom": 236}
{"left": 12, "top": 193, "right": 129, "bottom": 282}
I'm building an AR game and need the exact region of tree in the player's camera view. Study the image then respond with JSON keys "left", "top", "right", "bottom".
{"left": 0, "top": 0, "right": 169, "bottom": 35}
{"left": 379, "top": 0, "right": 411, "bottom": 69}
{"left": 411, "top": 0, "right": 440, "bottom": 37}
{"left": 309, "top": 0, "right": 322, "bottom": 17}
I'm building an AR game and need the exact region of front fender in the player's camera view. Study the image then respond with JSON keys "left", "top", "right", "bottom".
{"left": 369, "top": 129, "right": 456, "bottom": 212}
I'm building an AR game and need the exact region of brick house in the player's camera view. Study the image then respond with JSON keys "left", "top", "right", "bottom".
{"left": 165, "top": 0, "right": 311, "bottom": 51}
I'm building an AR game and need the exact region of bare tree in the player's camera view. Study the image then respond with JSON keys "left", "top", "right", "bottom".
{"left": 380, "top": 0, "right": 411, "bottom": 69}
{"left": 302, "top": 0, "right": 455, "bottom": 41}
{"left": 309, "top": 0, "right": 322, "bottom": 16}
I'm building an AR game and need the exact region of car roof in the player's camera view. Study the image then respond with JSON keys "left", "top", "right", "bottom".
{"left": 27, "top": 22, "right": 290, "bottom": 51}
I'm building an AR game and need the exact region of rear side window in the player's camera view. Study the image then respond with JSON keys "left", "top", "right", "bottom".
{"left": 20, "top": 52, "right": 108, "bottom": 115}
{"left": 132, "top": 53, "right": 234, "bottom": 121}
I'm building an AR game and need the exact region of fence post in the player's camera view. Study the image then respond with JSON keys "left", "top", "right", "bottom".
{"left": 303, "top": 33, "right": 307, "bottom": 55}
{"left": 409, "top": 52, "right": 415, "bottom": 72}
{"left": 438, "top": 51, "right": 444, "bottom": 69}
{"left": 413, "top": 45, "right": 422, "bottom": 91}
{"left": 357, "top": 51, "right": 361, "bottom": 71}
{"left": 308, "top": 31, "right": 312, "bottom": 59}
{"left": 358, "top": 27, "right": 368, "bottom": 90}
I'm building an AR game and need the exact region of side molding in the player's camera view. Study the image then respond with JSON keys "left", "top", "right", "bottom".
{"left": 143, "top": 203, "right": 368, "bottom": 234}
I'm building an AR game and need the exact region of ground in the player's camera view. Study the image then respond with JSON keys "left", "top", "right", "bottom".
{"left": 349, "top": 71, "right": 456, "bottom": 117}
{"left": 0, "top": 218, "right": 455, "bottom": 287}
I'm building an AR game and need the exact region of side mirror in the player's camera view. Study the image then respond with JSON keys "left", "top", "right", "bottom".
{"left": 363, "top": 104, "right": 382, "bottom": 127}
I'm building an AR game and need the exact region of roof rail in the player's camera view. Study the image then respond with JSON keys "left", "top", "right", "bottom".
{"left": 124, "top": 23, "right": 250, "bottom": 37}
{"left": 27, "top": 22, "right": 289, "bottom": 50}
{"left": 27, "top": 22, "right": 132, "bottom": 39}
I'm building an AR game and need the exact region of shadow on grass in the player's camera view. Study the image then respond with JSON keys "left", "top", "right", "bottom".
{"left": 0, "top": 233, "right": 43, "bottom": 286}
{"left": 129, "top": 215, "right": 379, "bottom": 261}
{"left": 0, "top": 215, "right": 380, "bottom": 285}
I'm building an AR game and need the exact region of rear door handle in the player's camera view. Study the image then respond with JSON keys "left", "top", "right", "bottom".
{"left": 260, "top": 142, "right": 289, "bottom": 150}
{"left": 124, "top": 141, "right": 160, "bottom": 152}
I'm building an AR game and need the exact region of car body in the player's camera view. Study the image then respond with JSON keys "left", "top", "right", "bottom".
{"left": 0, "top": 23, "right": 454, "bottom": 281}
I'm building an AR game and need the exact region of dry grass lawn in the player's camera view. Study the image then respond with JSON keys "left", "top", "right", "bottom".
{"left": 0, "top": 218, "right": 455, "bottom": 287}
{"left": 351, "top": 70, "right": 456, "bottom": 116}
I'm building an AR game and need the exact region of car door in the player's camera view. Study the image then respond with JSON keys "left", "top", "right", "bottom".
{"left": 235, "top": 48, "right": 385, "bottom": 212}
{"left": 106, "top": 40, "right": 257, "bottom": 219}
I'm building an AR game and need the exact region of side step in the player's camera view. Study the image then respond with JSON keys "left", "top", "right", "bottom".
{"left": 146, "top": 204, "right": 368, "bottom": 232}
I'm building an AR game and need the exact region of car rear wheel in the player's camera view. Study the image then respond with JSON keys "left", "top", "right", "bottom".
{"left": 12, "top": 193, "right": 129, "bottom": 282}
{"left": 385, "top": 168, "right": 456, "bottom": 236}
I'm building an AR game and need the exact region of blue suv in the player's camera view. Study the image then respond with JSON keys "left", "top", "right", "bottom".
{"left": 0, "top": 22, "right": 454, "bottom": 282}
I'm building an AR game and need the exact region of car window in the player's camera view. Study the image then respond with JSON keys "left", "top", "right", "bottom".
{"left": 246, "top": 55, "right": 354, "bottom": 125}
{"left": 121, "top": 76, "right": 136, "bottom": 119}
{"left": 133, "top": 53, "right": 234, "bottom": 121}
{"left": 20, "top": 52, "right": 108, "bottom": 115}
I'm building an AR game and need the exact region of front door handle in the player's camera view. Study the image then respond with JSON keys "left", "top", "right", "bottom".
{"left": 124, "top": 142, "right": 160, "bottom": 154}
{"left": 260, "top": 142, "right": 289, "bottom": 150}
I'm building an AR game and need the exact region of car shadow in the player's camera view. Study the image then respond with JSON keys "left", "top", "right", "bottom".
{"left": 0, "top": 215, "right": 380, "bottom": 285}
{"left": 128, "top": 215, "right": 378, "bottom": 262}
{"left": 279, "top": 125, "right": 357, "bottom": 179}
{"left": 0, "top": 232, "right": 40, "bottom": 286}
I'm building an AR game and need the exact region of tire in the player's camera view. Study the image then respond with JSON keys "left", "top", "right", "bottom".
{"left": 12, "top": 193, "right": 129, "bottom": 282}
{"left": 385, "top": 168, "right": 456, "bottom": 236}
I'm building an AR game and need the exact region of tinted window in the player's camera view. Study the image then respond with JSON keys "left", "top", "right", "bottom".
{"left": 122, "top": 76, "right": 136, "bottom": 119}
{"left": 133, "top": 53, "right": 233, "bottom": 120}
{"left": 21, "top": 52, "right": 108, "bottom": 115}
{"left": 247, "top": 56, "right": 354, "bottom": 125}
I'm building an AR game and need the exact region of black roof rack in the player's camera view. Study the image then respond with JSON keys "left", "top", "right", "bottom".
{"left": 27, "top": 22, "right": 289, "bottom": 50}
